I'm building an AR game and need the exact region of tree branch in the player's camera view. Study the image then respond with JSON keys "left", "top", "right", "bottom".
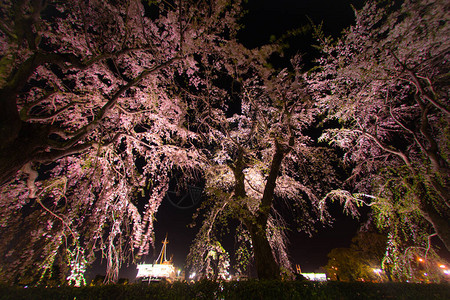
{"left": 390, "top": 50, "right": 449, "bottom": 116}
{"left": 55, "top": 57, "right": 179, "bottom": 151}
{"left": 24, "top": 102, "right": 77, "bottom": 122}
{"left": 34, "top": 131, "right": 123, "bottom": 165}
{"left": 34, "top": 142, "right": 93, "bottom": 163}
{"left": 416, "top": 95, "right": 448, "bottom": 174}
{"left": 389, "top": 106, "right": 427, "bottom": 154}
{"left": 19, "top": 90, "right": 58, "bottom": 120}
{"left": 355, "top": 129, "right": 415, "bottom": 174}
{"left": 259, "top": 137, "right": 292, "bottom": 221}
{"left": 408, "top": 69, "right": 450, "bottom": 116}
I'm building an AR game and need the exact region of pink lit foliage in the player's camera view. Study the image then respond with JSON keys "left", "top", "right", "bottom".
{"left": 0, "top": 0, "right": 244, "bottom": 284}
{"left": 185, "top": 47, "right": 340, "bottom": 279}
{"left": 308, "top": 0, "right": 449, "bottom": 260}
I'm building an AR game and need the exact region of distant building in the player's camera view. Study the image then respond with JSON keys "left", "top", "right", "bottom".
{"left": 136, "top": 236, "right": 176, "bottom": 283}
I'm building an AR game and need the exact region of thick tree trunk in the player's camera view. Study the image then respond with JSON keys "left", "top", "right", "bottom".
{"left": 0, "top": 88, "right": 21, "bottom": 146}
{"left": 232, "top": 138, "right": 292, "bottom": 280}
{"left": 415, "top": 181, "right": 450, "bottom": 251}
{"left": 0, "top": 88, "right": 32, "bottom": 186}
{"left": 421, "top": 201, "right": 450, "bottom": 251}
{"left": 0, "top": 145, "right": 30, "bottom": 186}
{"left": 247, "top": 222, "right": 280, "bottom": 280}
{"left": 0, "top": 120, "right": 49, "bottom": 186}
{"left": 242, "top": 139, "right": 292, "bottom": 280}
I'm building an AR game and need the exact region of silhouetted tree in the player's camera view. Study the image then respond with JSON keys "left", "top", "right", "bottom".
{"left": 324, "top": 232, "right": 387, "bottom": 282}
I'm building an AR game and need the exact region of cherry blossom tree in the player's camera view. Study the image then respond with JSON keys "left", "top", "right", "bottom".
{"left": 308, "top": 0, "right": 449, "bottom": 267}
{"left": 183, "top": 42, "right": 341, "bottom": 279}
{"left": 0, "top": 0, "right": 245, "bottom": 284}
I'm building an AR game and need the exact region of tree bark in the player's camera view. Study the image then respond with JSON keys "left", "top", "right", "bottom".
{"left": 1, "top": 86, "right": 36, "bottom": 185}
{"left": 0, "top": 122, "right": 49, "bottom": 186}
{"left": 420, "top": 199, "right": 450, "bottom": 251}
{"left": 247, "top": 222, "right": 280, "bottom": 280}
{"left": 232, "top": 145, "right": 282, "bottom": 280}
{"left": 415, "top": 181, "right": 450, "bottom": 251}
{"left": 242, "top": 138, "right": 293, "bottom": 280}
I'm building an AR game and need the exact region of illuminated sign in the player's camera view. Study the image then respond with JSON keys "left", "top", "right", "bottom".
{"left": 136, "top": 236, "right": 176, "bottom": 281}
{"left": 136, "top": 263, "right": 175, "bottom": 279}
{"left": 301, "top": 273, "right": 327, "bottom": 281}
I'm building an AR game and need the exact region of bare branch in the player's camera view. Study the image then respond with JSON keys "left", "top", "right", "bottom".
{"left": 391, "top": 51, "right": 449, "bottom": 116}
{"left": 24, "top": 102, "right": 77, "bottom": 122}
{"left": 354, "top": 129, "right": 415, "bottom": 174}
{"left": 408, "top": 69, "right": 450, "bottom": 116}
{"left": 389, "top": 106, "right": 427, "bottom": 154}
{"left": 19, "top": 90, "right": 59, "bottom": 120}
{"left": 34, "top": 142, "right": 93, "bottom": 163}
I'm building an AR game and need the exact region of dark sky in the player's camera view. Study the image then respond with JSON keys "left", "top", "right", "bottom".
{"left": 89, "top": 0, "right": 369, "bottom": 281}
{"left": 238, "top": 0, "right": 365, "bottom": 46}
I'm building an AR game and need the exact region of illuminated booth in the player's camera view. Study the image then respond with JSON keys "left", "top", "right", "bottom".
{"left": 136, "top": 236, "right": 176, "bottom": 283}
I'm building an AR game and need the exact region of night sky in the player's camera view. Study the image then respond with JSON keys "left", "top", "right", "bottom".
{"left": 85, "top": 0, "right": 371, "bottom": 281}
{"left": 238, "top": 0, "right": 365, "bottom": 46}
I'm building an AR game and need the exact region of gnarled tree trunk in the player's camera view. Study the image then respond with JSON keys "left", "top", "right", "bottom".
{"left": 247, "top": 221, "right": 280, "bottom": 280}
{"left": 232, "top": 137, "right": 293, "bottom": 280}
{"left": 415, "top": 181, "right": 450, "bottom": 251}
{"left": 420, "top": 197, "right": 450, "bottom": 251}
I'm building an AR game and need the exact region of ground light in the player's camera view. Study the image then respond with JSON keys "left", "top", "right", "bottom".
{"left": 373, "top": 268, "right": 382, "bottom": 282}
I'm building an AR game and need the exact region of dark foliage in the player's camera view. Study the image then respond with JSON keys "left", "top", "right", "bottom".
{"left": 1, "top": 281, "right": 449, "bottom": 300}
